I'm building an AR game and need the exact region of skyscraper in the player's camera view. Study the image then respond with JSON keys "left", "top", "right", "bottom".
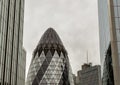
{"left": 98, "top": 0, "right": 120, "bottom": 85}
{"left": 26, "top": 28, "right": 74, "bottom": 85}
{"left": 0, "top": 0, "right": 26, "bottom": 85}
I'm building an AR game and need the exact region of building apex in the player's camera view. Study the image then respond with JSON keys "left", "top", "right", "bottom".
{"left": 38, "top": 27, "right": 63, "bottom": 46}
{"left": 33, "top": 27, "right": 67, "bottom": 57}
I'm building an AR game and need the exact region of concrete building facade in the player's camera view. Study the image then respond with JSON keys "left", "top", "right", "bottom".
{"left": 73, "top": 64, "right": 101, "bottom": 85}
{"left": 77, "top": 64, "right": 101, "bottom": 85}
{"left": 0, "top": 0, "right": 26, "bottom": 85}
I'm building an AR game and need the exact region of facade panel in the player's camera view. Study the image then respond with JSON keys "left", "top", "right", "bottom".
{"left": 0, "top": 0, "right": 26, "bottom": 85}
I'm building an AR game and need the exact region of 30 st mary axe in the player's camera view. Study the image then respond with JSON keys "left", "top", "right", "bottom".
{"left": 26, "top": 28, "right": 74, "bottom": 85}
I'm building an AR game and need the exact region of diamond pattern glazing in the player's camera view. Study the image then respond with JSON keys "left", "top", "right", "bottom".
{"left": 26, "top": 28, "right": 74, "bottom": 85}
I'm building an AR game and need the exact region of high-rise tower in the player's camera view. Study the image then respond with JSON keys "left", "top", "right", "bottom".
{"left": 26, "top": 28, "right": 74, "bottom": 85}
{"left": 0, "top": 0, "right": 26, "bottom": 85}
{"left": 98, "top": 0, "right": 120, "bottom": 85}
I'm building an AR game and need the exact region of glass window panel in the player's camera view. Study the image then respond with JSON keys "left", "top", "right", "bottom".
{"left": 119, "top": 54, "right": 120, "bottom": 66}
{"left": 118, "top": 7, "right": 120, "bottom": 17}
{"left": 118, "top": 18, "right": 120, "bottom": 29}
{"left": 116, "top": 29, "right": 120, "bottom": 42}
{"left": 114, "top": 18, "right": 120, "bottom": 28}
{"left": 113, "top": 0, "right": 117, "bottom": 6}
{"left": 117, "top": 42, "right": 120, "bottom": 54}
{"left": 117, "top": 0, "right": 120, "bottom": 6}
{"left": 114, "top": 7, "right": 118, "bottom": 17}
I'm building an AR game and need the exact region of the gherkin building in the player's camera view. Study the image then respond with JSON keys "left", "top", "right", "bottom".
{"left": 26, "top": 28, "right": 74, "bottom": 85}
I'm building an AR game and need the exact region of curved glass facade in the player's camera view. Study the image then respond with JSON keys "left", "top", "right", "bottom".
{"left": 26, "top": 28, "right": 74, "bottom": 85}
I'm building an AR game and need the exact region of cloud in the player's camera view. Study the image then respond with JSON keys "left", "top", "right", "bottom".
{"left": 23, "top": 0, "right": 100, "bottom": 78}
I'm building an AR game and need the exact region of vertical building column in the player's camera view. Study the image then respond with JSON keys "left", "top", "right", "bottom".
{"left": 1, "top": 0, "right": 10, "bottom": 84}
{"left": 15, "top": 0, "right": 21, "bottom": 84}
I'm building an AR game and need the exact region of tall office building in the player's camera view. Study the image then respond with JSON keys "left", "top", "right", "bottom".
{"left": 98, "top": 0, "right": 120, "bottom": 85}
{"left": 75, "top": 64, "right": 101, "bottom": 85}
{"left": 26, "top": 28, "right": 74, "bottom": 85}
{"left": 0, "top": 0, "right": 26, "bottom": 85}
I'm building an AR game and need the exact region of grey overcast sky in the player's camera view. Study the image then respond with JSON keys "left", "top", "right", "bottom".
{"left": 23, "top": 0, "right": 100, "bottom": 77}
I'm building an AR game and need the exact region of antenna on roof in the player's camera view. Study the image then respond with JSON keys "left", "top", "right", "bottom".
{"left": 87, "top": 50, "right": 89, "bottom": 64}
